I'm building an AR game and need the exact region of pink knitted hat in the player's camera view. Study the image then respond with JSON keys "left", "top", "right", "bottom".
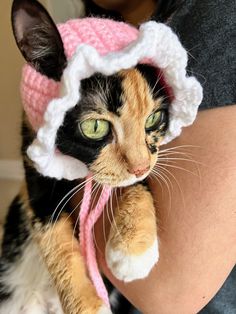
{"left": 22, "top": 18, "right": 202, "bottom": 180}
{"left": 21, "top": 18, "right": 138, "bottom": 131}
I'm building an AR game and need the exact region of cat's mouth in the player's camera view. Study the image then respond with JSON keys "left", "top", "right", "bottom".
{"left": 91, "top": 168, "right": 152, "bottom": 188}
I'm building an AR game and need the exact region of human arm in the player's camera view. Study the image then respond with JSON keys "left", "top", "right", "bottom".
{"left": 94, "top": 104, "right": 236, "bottom": 314}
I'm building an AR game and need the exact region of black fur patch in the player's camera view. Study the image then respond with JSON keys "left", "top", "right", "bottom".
{"left": 80, "top": 72, "right": 123, "bottom": 114}
{"left": 21, "top": 120, "right": 78, "bottom": 224}
{"left": 56, "top": 106, "right": 110, "bottom": 165}
{"left": 0, "top": 196, "right": 30, "bottom": 263}
{"left": 56, "top": 72, "right": 123, "bottom": 165}
{"left": 24, "top": 162, "right": 78, "bottom": 224}
{"left": 136, "top": 64, "right": 170, "bottom": 102}
{"left": 0, "top": 196, "right": 30, "bottom": 302}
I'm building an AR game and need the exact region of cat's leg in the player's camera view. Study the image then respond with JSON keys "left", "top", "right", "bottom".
{"left": 106, "top": 183, "right": 159, "bottom": 282}
{"left": 36, "top": 215, "right": 112, "bottom": 314}
{"left": 0, "top": 194, "right": 63, "bottom": 314}
{"left": 20, "top": 153, "right": 112, "bottom": 314}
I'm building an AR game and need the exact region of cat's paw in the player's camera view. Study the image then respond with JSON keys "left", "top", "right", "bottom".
{"left": 97, "top": 304, "right": 113, "bottom": 314}
{"left": 106, "top": 238, "right": 159, "bottom": 282}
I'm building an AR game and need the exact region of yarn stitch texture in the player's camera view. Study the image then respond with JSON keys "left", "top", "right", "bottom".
{"left": 21, "top": 19, "right": 203, "bottom": 181}
{"left": 79, "top": 178, "right": 112, "bottom": 307}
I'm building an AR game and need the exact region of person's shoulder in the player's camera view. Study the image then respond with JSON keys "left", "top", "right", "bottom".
{"left": 167, "top": 0, "right": 236, "bottom": 109}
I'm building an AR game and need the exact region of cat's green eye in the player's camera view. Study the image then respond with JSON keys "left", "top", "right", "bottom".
{"left": 79, "top": 119, "right": 110, "bottom": 140}
{"left": 145, "top": 110, "right": 166, "bottom": 132}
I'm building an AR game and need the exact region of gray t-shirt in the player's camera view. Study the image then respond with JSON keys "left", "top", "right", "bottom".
{"left": 199, "top": 266, "right": 236, "bottom": 314}
{"left": 170, "top": 1, "right": 236, "bottom": 312}
{"left": 168, "top": 0, "right": 236, "bottom": 109}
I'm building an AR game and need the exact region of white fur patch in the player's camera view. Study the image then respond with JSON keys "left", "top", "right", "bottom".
{"left": 97, "top": 304, "right": 113, "bottom": 314}
{"left": 106, "top": 238, "right": 159, "bottom": 282}
{"left": 0, "top": 241, "right": 63, "bottom": 314}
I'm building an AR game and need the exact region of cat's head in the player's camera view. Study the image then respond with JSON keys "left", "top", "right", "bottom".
{"left": 12, "top": 0, "right": 171, "bottom": 187}
{"left": 56, "top": 66, "right": 169, "bottom": 186}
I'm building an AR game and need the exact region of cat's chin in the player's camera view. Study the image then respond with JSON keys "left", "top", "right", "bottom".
{"left": 116, "top": 174, "right": 148, "bottom": 187}
{"left": 94, "top": 172, "right": 149, "bottom": 188}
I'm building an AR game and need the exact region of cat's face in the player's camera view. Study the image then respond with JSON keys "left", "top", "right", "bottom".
{"left": 56, "top": 64, "right": 169, "bottom": 187}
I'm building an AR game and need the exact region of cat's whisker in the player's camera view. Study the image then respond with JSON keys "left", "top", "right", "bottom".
{"left": 113, "top": 188, "right": 120, "bottom": 234}
{"left": 158, "top": 150, "right": 205, "bottom": 180}
{"left": 150, "top": 75, "right": 162, "bottom": 95}
{"left": 159, "top": 144, "right": 201, "bottom": 154}
{"left": 95, "top": 76, "right": 107, "bottom": 104}
{"left": 155, "top": 161, "right": 200, "bottom": 178}
{"left": 152, "top": 168, "right": 173, "bottom": 200}
{"left": 153, "top": 167, "right": 174, "bottom": 192}
{"left": 48, "top": 180, "right": 83, "bottom": 225}
{"left": 152, "top": 168, "right": 172, "bottom": 193}
{"left": 150, "top": 69, "right": 165, "bottom": 95}
{"left": 46, "top": 175, "right": 96, "bottom": 250}
{"left": 158, "top": 148, "right": 203, "bottom": 167}
{"left": 154, "top": 165, "right": 186, "bottom": 210}
{"left": 158, "top": 156, "right": 202, "bottom": 164}
{"left": 70, "top": 197, "right": 84, "bottom": 252}
{"left": 158, "top": 94, "right": 170, "bottom": 103}
{"left": 113, "top": 187, "right": 129, "bottom": 248}
{"left": 90, "top": 181, "right": 102, "bottom": 211}
{"left": 151, "top": 169, "right": 172, "bottom": 212}
{"left": 50, "top": 175, "right": 95, "bottom": 225}
{"left": 110, "top": 188, "right": 118, "bottom": 233}
{"left": 105, "top": 187, "right": 125, "bottom": 248}
{"left": 158, "top": 153, "right": 195, "bottom": 161}
{"left": 158, "top": 156, "right": 204, "bottom": 184}
{"left": 158, "top": 149, "right": 194, "bottom": 155}
{"left": 149, "top": 172, "right": 164, "bottom": 196}
{"left": 114, "top": 188, "right": 121, "bottom": 234}
{"left": 106, "top": 189, "right": 114, "bottom": 232}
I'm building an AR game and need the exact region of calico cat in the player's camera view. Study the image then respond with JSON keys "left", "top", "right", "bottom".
{"left": 0, "top": 0, "right": 170, "bottom": 313}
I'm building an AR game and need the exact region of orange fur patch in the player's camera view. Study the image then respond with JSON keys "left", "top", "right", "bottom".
{"left": 108, "top": 184, "right": 157, "bottom": 255}
{"left": 90, "top": 68, "right": 164, "bottom": 186}
{"left": 36, "top": 216, "right": 103, "bottom": 314}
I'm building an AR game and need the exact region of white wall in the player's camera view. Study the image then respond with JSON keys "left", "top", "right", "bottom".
{"left": 0, "top": 0, "right": 47, "bottom": 178}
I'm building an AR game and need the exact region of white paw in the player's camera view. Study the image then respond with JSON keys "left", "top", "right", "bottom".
{"left": 106, "top": 238, "right": 159, "bottom": 282}
{"left": 97, "top": 304, "right": 113, "bottom": 314}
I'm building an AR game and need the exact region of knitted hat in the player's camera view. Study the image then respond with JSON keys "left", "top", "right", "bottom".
{"left": 21, "top": 18, "right": 139, "bottom": 131}
{"left": 22, "top": 18, "right": 203, "bottom": 180}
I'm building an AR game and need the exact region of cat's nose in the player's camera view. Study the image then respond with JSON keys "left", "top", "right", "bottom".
{"left": 129, "top": 165, "right": 150, "bottom": 177}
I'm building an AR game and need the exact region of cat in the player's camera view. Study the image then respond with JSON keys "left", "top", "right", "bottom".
{"left": 0, "top": 0, "right": 170, "bottom": 313}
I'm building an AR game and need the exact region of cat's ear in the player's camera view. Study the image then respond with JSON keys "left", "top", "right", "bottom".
{"left": 11, "top": 0, "right": 67, "bottom": 81}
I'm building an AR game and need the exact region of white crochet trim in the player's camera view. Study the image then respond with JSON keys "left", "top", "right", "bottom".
{"left": 27, "top": 21, "right": 203, "bottom": 181}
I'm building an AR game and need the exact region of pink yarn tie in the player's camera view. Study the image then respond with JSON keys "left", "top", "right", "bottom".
{"left": 79, "top": 175, "right": 112, "bottom": 308}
